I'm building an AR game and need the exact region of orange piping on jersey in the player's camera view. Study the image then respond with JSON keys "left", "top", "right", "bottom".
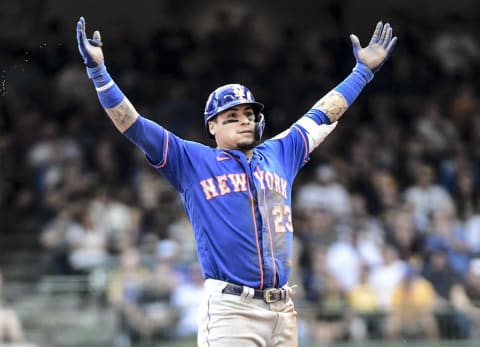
{"left": 239, "top": 158, "right": 264, "bottom": 290}
{"left": 153, "top": 130, "right": 170, "bottom": 168}
{"left": 292, "top": 125, "right": 309, "bottom": 163}
{"left": 261, "top": 185, "right": 277, "bottom": 288}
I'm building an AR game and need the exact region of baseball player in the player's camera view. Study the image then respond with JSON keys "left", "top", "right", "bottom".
{"left": 76, "top": 16, "right": 396, "bottom": 347}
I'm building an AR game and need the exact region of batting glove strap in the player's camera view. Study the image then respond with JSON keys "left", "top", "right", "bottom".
{"left": 86, "top": 63, "right": 112, "bottom": 88}
{"left": 86, "top": 63, "right": 125, "bottom": 109}
{"left": 97, "top": 83, "right": 125, "bottom": 109}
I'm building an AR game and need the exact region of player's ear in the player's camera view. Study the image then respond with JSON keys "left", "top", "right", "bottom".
{"left": 208, "top": 120, "right": 216, "bottom": 136}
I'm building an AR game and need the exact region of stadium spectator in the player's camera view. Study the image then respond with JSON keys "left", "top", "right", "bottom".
{"left": 348, "top": 264, "right": 382, "bottom": 340}
{"left": 465, "top": 209, "right": 480, "bottom": 257}
{"left": 463, "top": 258, "right": 480, "bottom": 334}
{"left": 422, "top": 241, "right": 474, "bottom": 339}
{"left": 310, "top": 272, "right": 351, "bottom": 344}
{"left": 384, "top": 265, "right": 438, "bottom": 340}
{"left": 295, "top": 163, "right": 352, "bottom": 217}
{"left": 107, "top": 247, "right": 152, "bottom": 346}
{"left": 403, "top": 164, "right": 454, "bottom": 232}
{"left": 66, "top": 206, "right": 109, "bottom": 275}
{"left": 0, "top": 271, "right": 25, "bottom": 343}
{"left": 368, "top": 243, "right": 407, "bottom": 311}
{"left": 171, "top": 262, "right": 205, "bottom": 339}
{"left": 384, "top": 206, "right": 426, "bottom": 263}
{"left": 426, "top": 207, "right": 471, "bottom": 278}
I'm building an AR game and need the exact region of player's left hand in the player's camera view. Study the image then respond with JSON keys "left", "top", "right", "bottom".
{"left": 350, "top": 21, "right": 397, "bottom": 73}
{"left": 76, "top": 16, "right": 104, "bottom": 68}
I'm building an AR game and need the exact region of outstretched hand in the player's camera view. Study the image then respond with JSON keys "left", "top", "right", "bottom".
{"left": 350, "top": 21, "right": 397, "bottom": 73}
{"left": 76, "top": 16, "right": 104, "bottom": 68}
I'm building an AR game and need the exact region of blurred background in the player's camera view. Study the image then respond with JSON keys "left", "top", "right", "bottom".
{"left": 1, "top": 0, "right": 480, "bottom": 346}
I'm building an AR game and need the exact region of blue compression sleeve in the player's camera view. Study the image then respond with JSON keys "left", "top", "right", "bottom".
{"left": 123, "top": 115, "right": 166, "bottom": 164}
{"left": 304, "top": 109, "right": 331, "bottom": 125}
{"left": 87, "top": 64, "right": 125, "bottom": 109}
{"left": 334, "top": 62, "right": 374, "bottom": 106}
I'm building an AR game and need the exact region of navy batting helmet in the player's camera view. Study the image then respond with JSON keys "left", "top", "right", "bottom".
{"left": 204, "top": 83, "right": 265, "bottom": 139}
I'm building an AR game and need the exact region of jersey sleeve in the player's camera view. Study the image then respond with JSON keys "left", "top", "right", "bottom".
{"left": 123, "top": 115, "right": 204, "bottom": 192}
{"left": 260, "top": 124, "right": 310, "bottom": 180}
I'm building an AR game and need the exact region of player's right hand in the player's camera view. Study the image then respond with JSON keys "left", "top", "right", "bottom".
{"left": 350, "top": 21, "right": 397, "bottom": 73}
{"left": 76, "top": 16, "right": 104, "bottom": 68}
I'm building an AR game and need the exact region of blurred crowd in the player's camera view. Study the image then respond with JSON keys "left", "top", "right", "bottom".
{"left": 1, "top": 2, "right": 480, "bottom": 346}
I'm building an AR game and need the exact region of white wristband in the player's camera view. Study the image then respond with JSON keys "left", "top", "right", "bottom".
{"left": 95, "top": 80, "right": 115, "bottom": 92}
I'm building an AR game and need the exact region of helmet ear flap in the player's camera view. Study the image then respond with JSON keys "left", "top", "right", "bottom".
{"left": 255, "top": 113, "right": 265, "bottom": 141}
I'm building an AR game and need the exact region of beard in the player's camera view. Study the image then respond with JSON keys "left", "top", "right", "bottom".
{"left": 236, "top": 140, "right": 257, "bottom": 151}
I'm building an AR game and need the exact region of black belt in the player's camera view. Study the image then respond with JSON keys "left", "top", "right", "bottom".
{"left": 222, "top": 283, "right": 288, "bottom": 303}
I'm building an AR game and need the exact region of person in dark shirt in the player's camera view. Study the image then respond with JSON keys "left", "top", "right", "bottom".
{"left": 422, "top": 242, "right": 474, "bottom": 339}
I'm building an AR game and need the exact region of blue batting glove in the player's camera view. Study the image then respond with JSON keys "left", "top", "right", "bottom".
{"left": 76, "top": 16, "right": 104, "bottom": 68}
{"left": 75, "top": 16, "right": 123, "bottom": 108}
{"left": 350, "top": 21, "right": 397, "bottom": 73}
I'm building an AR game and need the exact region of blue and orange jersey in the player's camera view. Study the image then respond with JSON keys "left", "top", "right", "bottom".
{"left": 125, "top": 116, "right": 311, "bottom": 289}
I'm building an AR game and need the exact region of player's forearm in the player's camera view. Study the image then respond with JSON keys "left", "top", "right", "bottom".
{"left": 311, "top": 90, "right": 348, "bottom": 123}
{"left": 104, "top": 97, "right": 139, "bottom": 133}
{"left": 87, "top": 63, "right": 139, "bottom": 132}
{"left": 312, "top": 62, "right": 374, "bottom": 123}
{"left": 295, "top": 63, "right": 373, "bottom": 152}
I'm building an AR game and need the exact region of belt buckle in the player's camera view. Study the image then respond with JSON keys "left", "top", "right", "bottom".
{"left": 263, "top": 288, "right": 278, "bottom": 303}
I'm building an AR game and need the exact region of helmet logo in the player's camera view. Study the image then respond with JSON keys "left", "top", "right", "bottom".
{"left": 233, "top": 85, "right": 245, "bottom": 99}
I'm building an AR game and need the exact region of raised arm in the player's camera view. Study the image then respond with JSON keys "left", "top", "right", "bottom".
{"left": 76, "top": 17, "right": 172, "bottom": 167}
{"left": 295, "top": 21, "right": 397, "bottom": 152}
{"left": 76, "top": 16, "right": 138, "bottom": 132}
